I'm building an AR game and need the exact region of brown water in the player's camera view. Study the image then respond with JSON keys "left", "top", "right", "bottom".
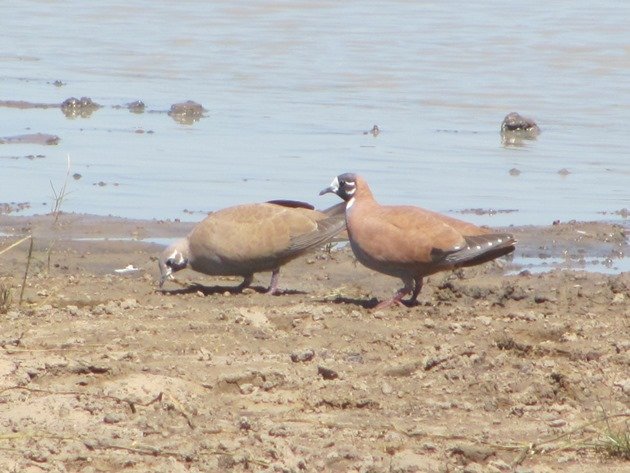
{"left": 1, "top": 1, "right": 629, "bottom": 228}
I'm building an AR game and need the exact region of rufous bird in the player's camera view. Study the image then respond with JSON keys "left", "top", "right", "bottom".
{"left": 320, "top": 173, "right": 515, "bottom": 309}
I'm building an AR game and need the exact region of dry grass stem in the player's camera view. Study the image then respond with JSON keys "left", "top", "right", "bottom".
{"left": 51, "top": 153, "right": 72, "bottom": 223}
{"left": 18, "top": 236, "right": 34, "bottom": 306}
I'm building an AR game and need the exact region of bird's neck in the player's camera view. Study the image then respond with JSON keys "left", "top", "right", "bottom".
{"left": 346, "top": 181, "right": 375, "bottom": 212}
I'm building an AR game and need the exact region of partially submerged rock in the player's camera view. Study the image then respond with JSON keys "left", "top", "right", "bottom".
{"left": 61, "top": 96, "right": 101, "bottom": 118}
{"left": 168, "top": 100, "right": 206, "bottom": 124}
{"left": 501, "top": 112, "right": 540, "bottom": 133}
{"left": 126, "top": 100, "right": 145, "bottom": 113}
{"left": 501, "top": 112, "right": 540, "bottom": 146}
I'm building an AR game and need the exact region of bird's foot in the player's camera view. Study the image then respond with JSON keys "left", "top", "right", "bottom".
{"left": 374, "top": 298, "right": 406, "bottom": 310}
{"left": 374, "top": 289, "right": 417, "bottom": 310}
{"left": 402, "top": 298, "right": 420, "bottom": 307}
{"left": 265, "top": 286, "right": 280, "bottom": 295}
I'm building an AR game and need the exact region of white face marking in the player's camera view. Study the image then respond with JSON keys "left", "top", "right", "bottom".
{"left": 173, "top": 250, "right": 186, "bottom": 264}
{"left": 346, "top": 196, "right": 356, "bottom": 209}
{"left": 497, "top": 238, "right": 503, "bottom": 243}
{"left": 329, "top": 176, "right": 340, "bottom": 192}
{"left": 487, "top": 241, "right": 493, "bottom": 246}
{"left": 346, "top": 187, "right": 356, "bottom": 196}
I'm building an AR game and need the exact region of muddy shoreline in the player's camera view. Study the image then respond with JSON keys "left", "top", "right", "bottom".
{"left": 0, "top": 212, "right": 628, "bottom": 472}
{"left": 1, "top": 212, "right": 627, "bottom": 273}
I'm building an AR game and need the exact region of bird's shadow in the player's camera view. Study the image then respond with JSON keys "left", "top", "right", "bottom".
{"left": 157, "top": 282, "right": 305, "bottom": 296}
{"left": 321, "top": 296, "right": 420, "bottom": 310}
{"left": 321, "top": 296, "right": 379, "bottom": 309}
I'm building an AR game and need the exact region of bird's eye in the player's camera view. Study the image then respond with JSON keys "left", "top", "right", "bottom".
{"left": 339, "top": 180, "right": 345, "bottom": 186}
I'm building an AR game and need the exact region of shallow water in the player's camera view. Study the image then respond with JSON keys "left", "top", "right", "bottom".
{"left": 1, "top": 1, "right": 629, "bottom": 227}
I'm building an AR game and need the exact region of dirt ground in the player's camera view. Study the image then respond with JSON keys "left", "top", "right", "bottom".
{"left": 0, "top": 213, "right": 628, "bottom": 473}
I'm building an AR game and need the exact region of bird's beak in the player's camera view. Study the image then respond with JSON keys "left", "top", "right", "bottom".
{"left": 319, "top": 186, "right": 334, "bottom": 196}
{"left": 158, "top": 264, "right": 172, "bottom": 288}
{"left": 319, "top": 177, "right": 339, "bottom": 196}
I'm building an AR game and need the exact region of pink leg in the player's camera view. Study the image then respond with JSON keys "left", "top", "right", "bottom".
{"left": 265, "top": 268, "right": 280, "bottom": 295}
{"left": 374, "top": 278, "right": 414, "bottom": 310}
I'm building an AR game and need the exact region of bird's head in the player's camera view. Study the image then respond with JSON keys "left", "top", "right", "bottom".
{"left": 319, "top": 173, "right": 359, "bottom": 202}
{"left": 158, "top": 239, "right": 189, "bottom": 287}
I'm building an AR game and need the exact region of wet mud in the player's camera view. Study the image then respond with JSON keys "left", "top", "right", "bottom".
{"left": 0, "top": 133, "right": 60, "bottom": 146}
{"left": 0, "top": 212, "right": 628, "bottom": 472}
{"left": 0, "top": 98, "right": 206, "bottom": 124}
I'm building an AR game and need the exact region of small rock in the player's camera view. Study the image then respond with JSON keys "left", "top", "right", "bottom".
{"left": 488, "top": 459, "right": 512, "bottom": 471}
{"left": 385, "top": 361, "right": 421, "bottom": 377}
{"left": 197, "top": 347, "right": 212, "bottom": 361}
{"left": 450, "top": 444, "right": 496, "bottom": 463}
{"left": 381, "top": 382, "right": 393, "bottom": 395}
{"left": 549, "top": 419, "right": 567, "bottom": 429}
{"left": 103, "top": 412, "right": 125, "bottom": 424}
{"left": 269, "top": 425, "right": 289, "bottom": 437}
{"left": 91, "top": 304, "right": 105, "bottom": 315}
{"left": 449, "top": 323, "right": 463, "bottom": 334}
{"left": 463, "top": 463, "right": 484, "bottom": 473}
{"left": 507, "top": 311, "right": 539, "bottom": 322}
{"left": 217, "top": 454, "right": 236, "bottom": 470}
{"left": 239, "top": 417, "right": 252, "bottom": 430}
{"left": 37, "top": 304, "right": 53, "bottom": 314}
{"left": 612, "top": 293, "right": 625, "bottom": 304}
{"left": 66, "top": 305, "right": 81, "bottom": 316}
{"left": 239, "top": 383, "right": 255, "bottom": 394}
{"left": 502, "top": 285, "right": 528, "bottom": 301}
{"left": 433, "top": 401, "right": 453, "bottom": 410}
{"left": 421, "top": 442, "right": 437, "bottom": 452}
{"left": 291, "top": 348, "right": 315, "bottom": 363}
{"left": 557, "top": 453, "right": 576, "bottom": 463}
{"left": 534, "top": 293, "right": 554, "bottom": 304}
{"left": 104, "top": 301, "right": 119, "bottom": 315}
{"left": 121, "top": 298, "right": 138, "bottom": 309}
{"left": 613, "top": 379, "right": 630, "bottom": 395}
{"left": 390, "top": 450, "right": 440, "bottom": 473}
{"left": 317, "top": 365, "right": 339, "bottom": 380}
{"left": 476, "top": 315, "right": 492, "bottom": 326}
{"left": 25, "top": 450, "right": 48, "bottom": 463}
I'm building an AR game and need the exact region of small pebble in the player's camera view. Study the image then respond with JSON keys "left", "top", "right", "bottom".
{"left": 549, "top": 419, "right": 567, "bottom": 428}
{"left": 317, "top": 366, "right": 339, "bottom": 380}
{"left": 103, "top": 412, "right": 125, "bottom": 424}
{"left": 291, "top": 349, "right": 315, "bottom": 363}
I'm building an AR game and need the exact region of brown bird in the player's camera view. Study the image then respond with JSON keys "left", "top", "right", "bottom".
{"left": 320, "top": 173, "right": 516, "bottom": 309}
{"left": 158, "top": 200, "right": 345, "bottom": 294}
